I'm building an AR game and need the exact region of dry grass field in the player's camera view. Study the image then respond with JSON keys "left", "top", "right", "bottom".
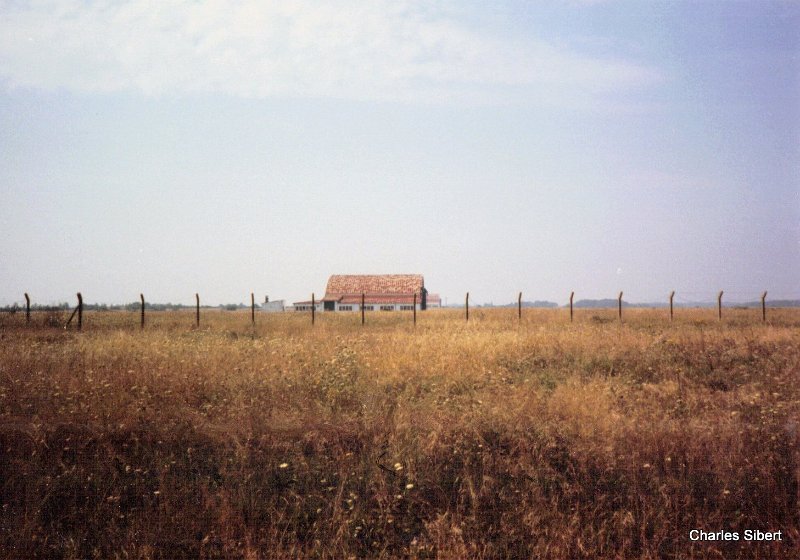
{"left": 0, "top": 308, "right": 798, "bottom": 559}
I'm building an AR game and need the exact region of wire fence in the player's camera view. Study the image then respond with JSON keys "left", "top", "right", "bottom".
{"left": 2, "top": 289, "right": 792, "bottom": 331}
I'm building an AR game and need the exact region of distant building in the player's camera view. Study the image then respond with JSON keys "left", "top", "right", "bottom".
{"left": 427, "top": 293, "right": 442, "bottom": 308}
{"left": 261, "top": 295, "right": 286, "bottom": 313}
{"left": 294, "top": 274, "right": 429, "bottom": 312}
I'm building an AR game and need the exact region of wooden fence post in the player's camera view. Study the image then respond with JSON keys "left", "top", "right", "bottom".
{"left": 196, "top": 293, "right": 200, "bottom": 327}
{"left": 618, "top": 291, "right": 623, "bottom": 323}
{"left": 65, "top": 304, "right": 78, "bottom": 329}
{"left": 140, "top": 293, "right": 145, "bottom": 329}
{"left": 569, "top": 291, "right": 574, "bottom": 323}
{"left": 251, "top": 293, "right": 255, "bottom": 325}
{"left": 77, "top": 292, "right": 83, "bottom": 331}
{"left": 24, "top": 293, "right": 30, "bottom": 323}
{"left": 518, "top": 292, "right": 522, "bottom": 322}
{"left": 761, "top": 291, "right": 767, "bottom": 323}
{"left": 669, "top": 290, "right": 675, "bottom": 322}
{"left": 362, "top": 293, "right": 365, "bottom": 325}
{"left": 413, "top": 292, "right": 417, "bottom": 326}
{"left": 312, "top": 293, "right": 315, "bottom": 326}
{"left": 465, "top": 292, "right": 469, "bottom": 322}
{"left": 717, "top": 290, "right": 723, "bottom": 321}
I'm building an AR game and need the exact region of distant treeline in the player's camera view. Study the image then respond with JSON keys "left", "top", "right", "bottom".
{"left": 1, "top": 302, "right": 252, "bottom": 312}
{"left": 571, "top": 299, "right": 800, "bottom": 309}
{"left": 496, "top": 301, "right": 559, "bottom": 308}
{"left": 5, "top": 299, "right": 800, "bottom": 313}
{"left": 446, "top": 299, "right": 800, "bottom": 309}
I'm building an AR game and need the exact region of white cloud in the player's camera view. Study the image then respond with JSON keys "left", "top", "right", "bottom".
{"left": 0, "top": 0, "right": 663, "bottom": 104}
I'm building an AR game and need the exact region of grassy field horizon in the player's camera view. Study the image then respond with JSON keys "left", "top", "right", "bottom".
{"left": 1, "top": 308, "right": 798, "bottom": 558}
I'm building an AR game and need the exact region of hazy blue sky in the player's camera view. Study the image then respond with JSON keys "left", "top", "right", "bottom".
{"left": 1, "top": 1, "right": 798, "bottom": 306}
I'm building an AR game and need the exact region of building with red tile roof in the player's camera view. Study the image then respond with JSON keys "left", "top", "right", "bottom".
{"left": 294, "top": 274, "right": 430, "bottom": 312}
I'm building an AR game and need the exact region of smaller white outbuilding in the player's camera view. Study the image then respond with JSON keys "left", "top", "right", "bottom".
{"left": 260, "top": 296, "right": 286, "bottom": 313}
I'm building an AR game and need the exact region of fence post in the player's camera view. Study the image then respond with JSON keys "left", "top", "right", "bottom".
{"left": 77, "top": 292, "right": 83, "bottom": 331}
{"left": 196, "top": 293, "right": 200, "bottom": 327}
{"left": 65, "top": 304, "right": 78, "bottom": 329}
{"left": 569, "top": 291, "right": 574, "bottom": 323}
{"left": 669, "top": 290, "right": 675, "bottom": 322}
{"left": 618, "top": 291, "right": 623, "bottom": 323}
{"left": 518, "top": 292, "right": 522, "bottom": 322}
{"left": 312, "top": 293, "right": 315, "bottom": 326}
{"left": 465, "top": 292, "right": 469, "bottom": 322}
{"left": 413, "top": 292, "right": 417, "bottom": 326}
{"left": 140, "top": 293, "right": 145, "bottom": 329}
{"left": 362, "top": 293, "right": 365, "bottom": 325}
{"left": 251, "top": 293, "right": 255, "bottom": 325}
{"left": 761, "top": 291, "right": 767, "bottom": 323}
{"left": 24, "top": 293, "right": 30, "bottom": 323}
{"left": 717, "top": 290, "right": 723, "bottom": 321}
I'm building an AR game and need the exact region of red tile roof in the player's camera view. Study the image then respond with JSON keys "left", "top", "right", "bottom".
{"left": 323, "top": 274, "right": 424, "bottom": 300}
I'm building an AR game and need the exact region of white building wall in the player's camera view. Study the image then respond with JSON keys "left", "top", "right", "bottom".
{"left": 293, "top": 303, "right": 323, "bottom": 312}
{"left": 334, "top": 302, "right": 420, "bottom": 311}
{"left": 294, "top": 301, "right": 422, "bottom": 312}
{"left": 261, "top": 300, "right": 286, "bottom": 312}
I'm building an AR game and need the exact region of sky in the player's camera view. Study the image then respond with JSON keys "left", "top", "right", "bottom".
{"left": 1, "top": 0, "right": 798, "bottom": 306}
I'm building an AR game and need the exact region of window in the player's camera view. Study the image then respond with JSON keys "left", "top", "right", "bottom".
{"left": 364, "top": 306, "right": 374, "bottom": 311}
{"left": 400, "top": 305, "right": 414, "bottom": 311}
{"left": 338, "top": 305, "right": 353, "bottom": 311}
{"left": 380, "top": 305, "right": 394, "bottom": 311}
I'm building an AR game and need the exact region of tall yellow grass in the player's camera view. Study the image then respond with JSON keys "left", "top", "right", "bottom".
{"left": 0, "top": 308, "right": 798, "bottom": 558}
